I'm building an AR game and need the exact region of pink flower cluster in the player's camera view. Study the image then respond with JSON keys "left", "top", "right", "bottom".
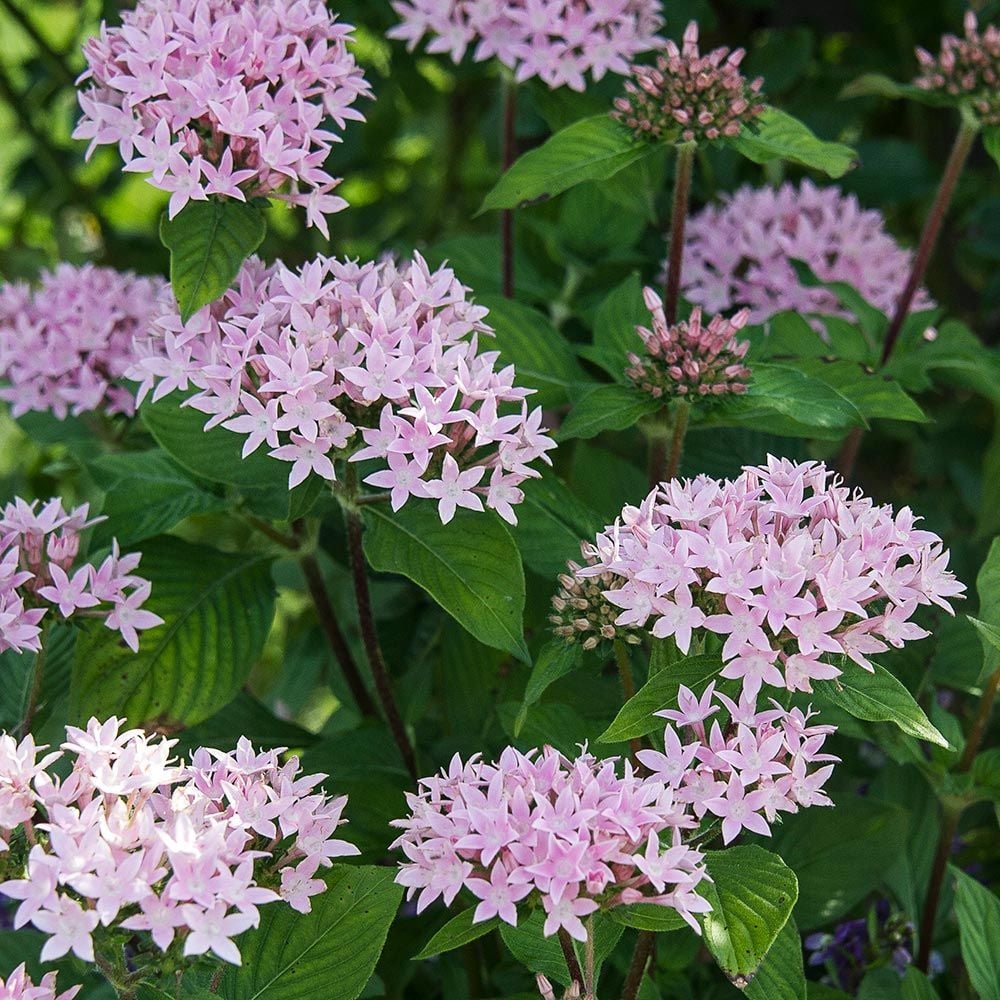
{"left": 915, "top": 12, "right": 1000, "bottom": 126}
{"left": 0, "top": 965, "right": 78, "bottom": 1000}
{"left": 391, "top": 744, "right": 711, "bottom": 940}
{"left": 624, "top": 288, "right": 751, "bottom": 400}
{"left": 639, "top": 684, "right": 837, "bottom": 845}
{"left": 573, "top": 457, "right": 964, "bottom": 695}
{"left": 127, "top": 254, "right": 556, "bottom": 523}
{"left": 388, "top": 0, "right": 663, "bottom": 92}
{"left": 612, "top": 21, "right": 765, "bottom": 144}
{"left": 74, "top": 0, "right": 371, "bottom": 235}
{"left": 0, "top": 719, "right": 359, "bottom": 967}
{"left": 0, "top": 498, "right": 161, "bottom": 655}
{"left": 0, "top": 264, "right": 168, "bottom": 421}
{"left": 678, "top": 180, "right": 934, "bottom": 327}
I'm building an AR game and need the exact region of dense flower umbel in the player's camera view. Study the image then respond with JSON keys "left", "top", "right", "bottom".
{"left": 573, "top": 457, "right": 964, "bottom": 695}
{"left": 0, "top": 499, "right": 161, "bottom": 655}
{"left": 915, "top": 12, "right": 1000, "bottom": 126}
{"left": 640, "top": 685, "right": 837, "bottom": 845}
{"left": 612, "top": 21, "right": 764, "bottom": 144}
{"left": 0, "top": 264, "right": 168, "bottom": 421}
{"left": 390, "top": 745, "right": 712, "bottom": 939}
{"left": 625, "top": 288, "right": 751, "bottom": 400}
{"left": 387, "top": 0, "right": 663, "bottom": 92}
{"left": 0, "top": 719, "right": 359, "bottom": 967}
{"left": 74, "top": 0, "right": 371, "bottom": 235}
{"left": 127, "top": 254, "right": 556, "bottom": 523}
{"left": 678, "top": 181, "right": 933, "bottom": 326}
{"left": 0, "top": 964, "right": 79, "bottom": 1000}
{"left": 550, "top": 543, "right": 643, "bottom": 651}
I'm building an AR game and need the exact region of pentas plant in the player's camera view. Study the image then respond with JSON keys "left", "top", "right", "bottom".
{"left": 387, "top": 0, "right": 663, "bottom": 91}
{"left": 0, "top": 965, "right": 79, "bottom": 1000}
{"left": 127, "top": 253, "right": 556, "bottom": 523}
{"left": 639, "top": 684, "right": 838, "bottom": 845}
{"left": 0, "top": 264, "right": 168, "bottom": 421}
{"left": 915, "top": 11, "right": 1000, "bottom": 126}
{"left": 390, "top": 744, "right": 712, "bottom": 940}
{"left": 678, "top": 180, "right": 934, "bottom": 326}
{"left": 0, "top": 498, "right": 160, "bottom": 655}
{"left": 624, "top": 287, "right": 751, "bottom": 401}
{"left": 612, "top": 21, "right": 765, "bottom": 144}
{"left": 74, "top": 0, "right": 371, "bottom": 233}
{"left": 0, "top": 719, "right": 358, "bottom": 976}
{"left": 563, "top": 457, "right": 964, "bottom": 694}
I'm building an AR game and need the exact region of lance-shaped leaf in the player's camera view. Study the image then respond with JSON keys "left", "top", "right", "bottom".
{"left": 414, "top": 910, "right": 500, "bottom": 960}
{"left": 557, "top": 383, "right": 661, "bottom": 441}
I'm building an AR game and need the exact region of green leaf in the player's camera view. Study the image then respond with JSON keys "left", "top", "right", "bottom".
{"left": 160, "top": 198, "right": 266, "bottom": 322}
{"left": 969, "top": 615, "right": 1000, "bottom": 656}
{"left": 89, "top": 450, "right": 227, "bottom": 548}
{"left": 984, "top": 127, "right": 1000, "bottom": 172}
{"left": 480, "top": 116, "right": 655, "bottom": 212}
{"left": 701, "top": 363, "right": 867, "bottom": 439}
{"left": 414, "top": 910, "right": 500, "bottom": 960}
{"left": 515, "top": 640, "right": 582, "bottom": 736}
{"left": 609, "top": 903, "right": 687, "bottom": 933}
{"left": 814, "top": 662, "right": 949, "bottom": 748}
{"left": 510, "top": 475, "right": 601, "bottom": 579}
{"left": 219, "top": 865, "right": 402, "bottom": 1000}
{"left": 900, "top": 967, "right": 940, "bottom": 1000}
{"left": 791, "top": 360, "right": 927, "bottom": 424}
{"left": 478, "top": 294, "right": 590, "bottom": 407}
{"left": 599, "top": 653, "right": 723, "bottom": 743}
{"left": 788, "top": 259, "right": 887, "bottom": 344}
{"left": 176, "top": 691, "right": 318, "bottom": 755}
{"left": 699, "top": 846, "right": 798, "bottom": 987}
{"left": 363, "top": 503, "right": 528, "bottom": 662}
{"left": 71, "top": 537, "right": 275, "bottom": 728}
{"left": 557, "top": 383, "right": 661, "bottom": 441}
{"left": 976, "top": 538, "right": 1000, "bottom": 681}
{"left": 745, "top": 918, "right": 806, "bottom": 1000}
{"left": 726, "top": 107, "right": 857, "bottom": 178}
{"left": 774, "top": 796, "right": 908, "bottom": 929}
{"left": 0, "top": 649, "right": 34, "bottom": 731}
{"left": 582, "top": 272, "right": 647, "bottom": 378}
{"left": 840, "top": 73, "right": 957, "bottom": 108}
{"left": 141, "top": 391, "right": 288, "bottom": 491}
{"left": 953, "top": 866, "right": 1000, "bottom": 1000}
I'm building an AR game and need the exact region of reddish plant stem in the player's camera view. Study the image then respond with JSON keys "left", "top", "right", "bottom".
{"left": 917, "top": 662, "right": 1000, "bottom": 971}
{"left": 344, "top": 504, "right": 418, "bottom": 782}
{"left": 557, "top": 928, "right": 585, "bottom": 989}
{"left": 501, "top": 79, "right": 518, "bottom": 299}
{"left": 664, "top": 400, "right": 691, "bottom": 482}
{"left": 663, "top": 144, "right": 696, "bottom": 326}
{"left": 621, "top": 931, "right": 656, "bottom": 1000}
{"left": 839, "top": 120, "right": 977, "bottom": 481}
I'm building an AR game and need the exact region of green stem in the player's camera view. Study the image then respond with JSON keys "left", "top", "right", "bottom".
{"left": 664, "top": 400, "right": 691, "bottom": 483}
{"left": 663, "top": 143, "right": 696, "bottom": 326}
{"left": 19, "top": 634, "right": 47, "bottom": 736}
{"left": 501, "top": 77, "right": 518, "bottom": 299}
{"left": 621, "top": 931, "right": 655, "bottom": 1000}
{"left": 916, "top": 662, "right": 1000, "bottom": 971}
{"left": 614, "top": 640, "right": 642, "bottom": 760}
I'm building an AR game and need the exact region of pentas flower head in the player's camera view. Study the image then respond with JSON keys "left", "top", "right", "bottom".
{"left": 640, "top": 684, "right": 838, "bottom": 845}
{"left": 74, "top": 0, "right": 371, "bottom": 235}
{"left": 915, "top": 12, "right": 1000, "bottom": 126}
{"left": 388, "top": 0, "right": 663, "bottom": 92}
{"left": 612, "top": 21, "right": 765, "bottom": 143}
{"left": 571, "top": 457, "right": 964, "bottom": 696}
{"left": 127, "top": 254, "right": 556, "bottom": 524}
{"left": 678, "top": 180, "right": 934, "bottom": 327}
{"left": 0, "top": 964, "right": 79, "bottom": 1000}
{"left": 0, "top": 498, "right": 161, "bottom": 655}
{"left": 0, "top": 719, "right": 359, "bottom": 968}
{"left": 390, "top": 744, "right": 712, "bottom": 939}
{"left": 625, "top": 288, "right": 751, "bottom": 401}
{"left": 0, "top": 264, "right": 169, "bottom": 421}
{"left": 550, "top": 542, "right": 643, "bottom": 651}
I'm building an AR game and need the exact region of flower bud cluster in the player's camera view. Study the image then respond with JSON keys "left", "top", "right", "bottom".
{"left": 0, "top": 264, "right": 168, "bottom": 421}
{"left": 75, "top": 0, "right": 371, "bottom": 234}
{"left": 0, "top": 498, "right": 161, "bottom": 655}
{"left": 625, "top": 289, "right": 751, "bottom": 400}
{"left": 0, "top": 719, "right": 359, "bottom": 968}
{"left": 573, "top": 457, "right": 964, "bottom": 695}
{"left": 915, "top": 12, "right": 1000, "bottom": 126}
{"left": 613, "top": 22, "right": 764, "bottom": 143}
{"left": 127, "top": 253, "right": 556, "bottom": 523}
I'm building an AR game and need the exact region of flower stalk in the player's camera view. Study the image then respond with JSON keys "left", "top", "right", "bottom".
{"left": 663, "top": 144, "right": 696, "bottom": 326}
{"left": 621, "top": 931, "right": 655, "bottom": 1000}
{"left": 501, "top": 77, "right": 518, "bottom": 299}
